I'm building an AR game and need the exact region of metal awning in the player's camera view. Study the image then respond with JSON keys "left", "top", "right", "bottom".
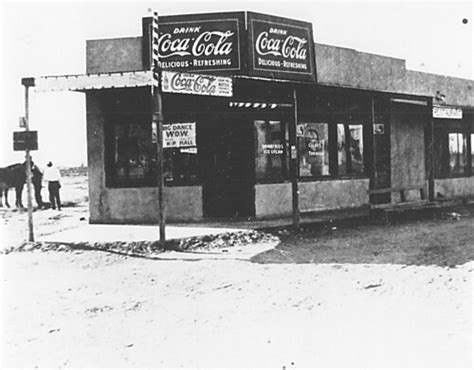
{"left": 34, "top": 70, "right": 155, "bottom": 93}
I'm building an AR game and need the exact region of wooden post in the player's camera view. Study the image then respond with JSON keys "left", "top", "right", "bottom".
{"left": 369, "top": 97, "right": 376, "bottom": 195}
{"left": 150, "top": 11, "right": 165, "bottom": 243}
{"left": 290, "top": 87, "right": 300, "bottom": 229}
{"left": 152, "top": 81, "right": 166, "bottom": 243}
{"left": 427, "top": 98, "right": 435, "bottom": 201}
{"left": 22, "top": 77, "right": 35, "bottom": 242}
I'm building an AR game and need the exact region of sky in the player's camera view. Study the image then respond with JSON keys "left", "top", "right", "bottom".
{"left": 0, "top": 0, "right": 472, "bottom": 167}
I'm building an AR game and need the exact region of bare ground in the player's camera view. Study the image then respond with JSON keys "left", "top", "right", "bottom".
{"left": 1, "top": 175, "right": 473, "bottom": 368}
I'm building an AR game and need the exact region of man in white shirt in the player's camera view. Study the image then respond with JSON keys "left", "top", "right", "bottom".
{"left": 43, "top": 161, "right": 62, "bottom": 210}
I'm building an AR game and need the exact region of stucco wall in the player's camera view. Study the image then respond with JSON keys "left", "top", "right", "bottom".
{"left": 86, "top": 37, "right": 143, "bottom": 74}
{"left": 299, "top": 179, "right": 370, "bottom": 212}
{"left": 90, "top": 186, "right": 203, "bottom": 223}
{"left": 255, "top": 183, "right": 292, "bottom": 218}
{"left": 315, "top": 43, "right": 407, "bottom": 93}
{"left": 435, "top": 177, "right": 474, "bottom": 199}
{"left": 86, "top": 92, "right": 105, "bottom": 223}
{"left": 315, "top": 43, "right": 473, "bottom": 108}
{"left": 405, "top": 71, "right": 474, "bottom": 108}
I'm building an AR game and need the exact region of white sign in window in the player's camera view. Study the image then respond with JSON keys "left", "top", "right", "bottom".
{"left": 163, "top": 122, "right": 196, "bottom": 148}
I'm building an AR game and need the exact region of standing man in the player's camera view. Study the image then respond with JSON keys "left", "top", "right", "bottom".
{"left": 31, "top": 163, "right": 44, "bottom": 209}
{"left": 43, "top": 161, "right": 62, "bottom": 210}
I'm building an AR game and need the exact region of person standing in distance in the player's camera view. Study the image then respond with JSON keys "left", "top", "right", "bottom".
{"left": 44, "top": 161, "right": 62, "bottom": 210}
{"left": 31, "top": 163, "right": 44, "bottom": 209}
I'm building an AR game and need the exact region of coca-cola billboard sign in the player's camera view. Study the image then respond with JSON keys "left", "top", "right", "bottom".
{"left": 248, "top": 12, "right": 316, "bottom": 82}
{"left": 144, "top": 13, "right": 245, "bottom": 73}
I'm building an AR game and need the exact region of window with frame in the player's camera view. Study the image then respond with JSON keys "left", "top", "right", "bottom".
{"left": 162, "top": 122, "right": 199, "bottom": 185}
{"left": 163, "top": 147, "right": 199, "bottom": 184}
{"left": 254, "top": 120, "right": 289, "bottom": 182}
{"left": 434, "top": 123, "right": 472, "bottom": 178}
{"left": 448, "top": 132, "right": 467, "bottom": 176}
{"left": 105, "top": 121, "right": 157, "bottom": 187}
{"left": 472, "top": 133, "right": 474, "bottom": 173}
{"left": 337, "top": 123, "right": 364, "bottom": 177}
{"left": 298, "top": 122, "right": 329, "bottom": 177}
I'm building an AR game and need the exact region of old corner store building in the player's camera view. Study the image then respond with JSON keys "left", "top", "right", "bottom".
{"left": 66, "top": 11, "right": 473, "bottom": 223}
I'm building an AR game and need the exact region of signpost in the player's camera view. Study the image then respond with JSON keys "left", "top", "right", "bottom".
{"left": 19, "top": 77, "right": 36, "bottom": 242}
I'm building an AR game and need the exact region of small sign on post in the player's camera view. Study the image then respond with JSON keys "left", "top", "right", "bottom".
{"left": 19, "top": 116, "right": 26, "bottom": 128}
{"left": 13, "top": 131, "right": 38, "bottom": 151}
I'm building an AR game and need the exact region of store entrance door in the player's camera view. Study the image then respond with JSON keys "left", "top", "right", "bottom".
{"left": 202, "top": 115, "right": 255, "bottom": 218}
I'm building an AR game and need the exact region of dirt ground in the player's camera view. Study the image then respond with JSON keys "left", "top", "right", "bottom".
{"left": 1, "top": 174, "right": 473, "bottom": 368}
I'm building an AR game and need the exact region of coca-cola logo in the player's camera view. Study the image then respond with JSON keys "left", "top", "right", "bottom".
{"left": 255, "top": 31, "right": 308, "bottom": 60}
{"left": 169, "top": 72, "right": 217, "bottom": 95}
{"left": 159, "top": 30, "right": 235, "bottom": 59}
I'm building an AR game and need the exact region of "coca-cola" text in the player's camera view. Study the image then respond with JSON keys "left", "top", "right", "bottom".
{"left": 169, "top": 73, "right": 217, "bottom": 95}
{"left": 159, "top": 31, "right": 235, "bottom": 59}
{"left": 255, "top": 31, "right": 307, "bottom": 60}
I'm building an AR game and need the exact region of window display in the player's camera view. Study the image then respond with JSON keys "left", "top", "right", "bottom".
{"left": 337, "top": 123, "right": 364, "bottom": 176}
{"left": 107, "top": 122, "right": 157, "bottom": 187}
{"left": 254, "top": 120, "right": 289, "bottom": 181}
{"left": 298, "top": 122, "right": 329, "bottom": 177}
{"left": 448, "top": 132, "right": 467, "bottom": 176}
{"left": 105, "top": 120, "right": 199, "bottom": 187}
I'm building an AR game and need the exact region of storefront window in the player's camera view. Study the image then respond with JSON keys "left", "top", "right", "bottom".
{"left": 162, "top": 122, "right": 199, "bottom": 184}
{"left": 106, "top": 121, "right": 157, "bottom": 187}
{"left": 298, "top": 122, "right": 329, "bottom": 177}
{"left": 472, "top": 134, "right": 474, "bottom": 173}
{"left": 164, "top": 148, "right": 199, "bottom": 184}
{"left": 337, "top": 123, "right": 364, "bottom": 176}
{"left": 254, "top": 120, "right": 289, "bottom": 181}
{"left": 433, "top": 122, "right": 472, "bottom": 179}
{"left": 448, "top": 133, "right": 467, "bottom": 176}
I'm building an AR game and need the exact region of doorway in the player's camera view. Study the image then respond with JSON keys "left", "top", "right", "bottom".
{"left": 201, "top": 114, "right": 255, "bottom": 218}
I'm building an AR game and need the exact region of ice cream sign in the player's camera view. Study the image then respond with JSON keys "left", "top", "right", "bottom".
{"left": 248, "top": 12, "right": 316, "bottom": 82}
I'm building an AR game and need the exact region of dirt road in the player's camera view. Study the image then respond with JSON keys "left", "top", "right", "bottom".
{"left": 2, "top": 250, "right": 472, "bottom": 368}
{"left": 1, "top": 174, "right": 473, "bottom": 367}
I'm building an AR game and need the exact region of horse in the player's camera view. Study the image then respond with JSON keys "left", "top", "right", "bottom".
{"left": 0, "top": 162, "right": 28, "bottom": 208}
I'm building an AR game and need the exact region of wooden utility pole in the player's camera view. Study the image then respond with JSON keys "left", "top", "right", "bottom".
{"left": 151, "top": 11, "right": 166, "bottom": 242}
{"left": 152, "top": 87, "right": 166, "bottom": 243}
{"left": 427, "top": 98, "right": 435, "bottom": 201}
{"left": 290, "top": 87, "right": 300, "bottom": 229}
{"left": 21, "top": 77, "right": 35, "bottom": 242}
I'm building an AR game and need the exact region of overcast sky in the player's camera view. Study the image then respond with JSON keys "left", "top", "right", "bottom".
{"left": 1, "top": 0, "right": 472, "bottom": 167}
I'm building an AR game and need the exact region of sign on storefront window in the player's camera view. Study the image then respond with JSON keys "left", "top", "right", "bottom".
{"left": 163, "top": 122, "right": 196, "bottom": 148}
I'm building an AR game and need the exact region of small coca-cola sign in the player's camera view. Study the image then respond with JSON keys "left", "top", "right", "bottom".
{"left": 248, "top": 12, "right": 316, "bottom": 82}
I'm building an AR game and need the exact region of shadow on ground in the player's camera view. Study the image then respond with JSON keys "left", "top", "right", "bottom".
{"left": 252, "top": 205, "right": 474, "bottom": 267}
